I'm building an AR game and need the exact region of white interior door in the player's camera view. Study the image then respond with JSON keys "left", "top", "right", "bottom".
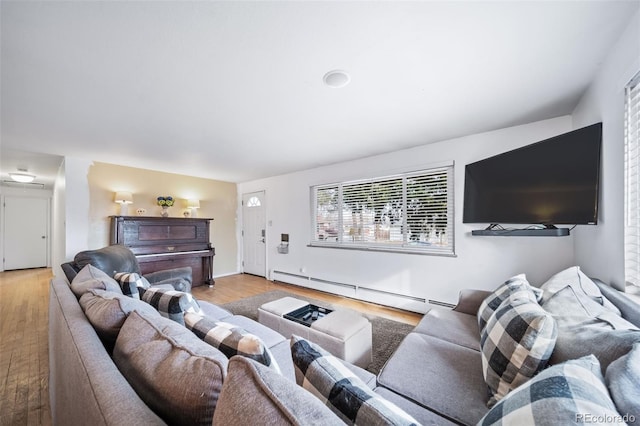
{"left": 3, "top": 197, "right": 49, "bottom": 270}
{"left": 242, "top": 191, "right": 266, "bottom": 277}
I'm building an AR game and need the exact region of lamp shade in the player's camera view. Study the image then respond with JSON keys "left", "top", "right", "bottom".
{"left": 187, "top": 199, "right": 200, "bottom": 209}
{"left": 114, "top": 191, "right": 133, "bottom": 204}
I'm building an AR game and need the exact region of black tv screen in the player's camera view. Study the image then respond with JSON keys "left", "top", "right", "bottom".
{"left": 463, "top": 123, "right": 602, "bottom": 226}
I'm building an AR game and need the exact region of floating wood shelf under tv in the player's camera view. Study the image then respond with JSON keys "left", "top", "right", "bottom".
{"left": 471, "top": 227, "right": 570, "bottom": 237}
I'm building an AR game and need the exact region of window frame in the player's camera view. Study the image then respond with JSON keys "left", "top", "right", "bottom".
{"left": 309, "top": 163, "right": 455, "bottom": 256}
{"left": 625, "top": 71, "right": 640, "bottom": 287}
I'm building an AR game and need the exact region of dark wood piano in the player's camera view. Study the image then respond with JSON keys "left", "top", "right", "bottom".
{"left": 110, "top": 216, "right": 215, "bottom": 287}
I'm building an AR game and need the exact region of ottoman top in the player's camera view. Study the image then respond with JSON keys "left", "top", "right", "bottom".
{"left": 311, "top": 309, "right": 370, "bottom": 340}
{"left": 259, "top": 296, "right": 310, "bottom": 316}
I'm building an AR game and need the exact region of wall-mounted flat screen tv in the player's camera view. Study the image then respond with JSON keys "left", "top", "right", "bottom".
{"left": 463, "top": 123, "right": 602, "bottom": 226}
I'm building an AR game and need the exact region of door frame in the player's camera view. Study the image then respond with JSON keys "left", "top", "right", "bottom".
{"left": 241, "top": 190, "right": 267, "bottom": 277}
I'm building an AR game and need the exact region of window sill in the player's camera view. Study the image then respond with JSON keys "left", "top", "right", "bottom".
{"left": 307, "top": 242, "right": 456, "bottom": 257}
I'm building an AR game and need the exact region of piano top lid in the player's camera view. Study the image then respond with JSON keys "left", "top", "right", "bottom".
{"left": 110, "top": 215, "right": 214, "bottom": 220}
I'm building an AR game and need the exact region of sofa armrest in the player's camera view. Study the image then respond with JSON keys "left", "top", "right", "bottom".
{"left": 452, "top": 289, "right": 492, "bottom": 316}
{"left": 144, "top": 267, "right": 193, "bottom": 292}
{"left": 150, "top": 277, "right": 192, "bottom": 293}
{"left": 594, "top": 279, "right": 640, "bottom": 328}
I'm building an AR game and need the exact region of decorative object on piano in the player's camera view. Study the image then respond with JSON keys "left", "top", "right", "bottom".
{"left": 183, "top": 210, "right": 191, "bottom": 218}
{"left": 136, "top": 208, "right": 146, "bottom": 216}
{"left": 157, "top": 196, "right": 174, "bottom": 217}
{"left": 114, "top": 191, "right": 133, "bottom": 216}
{"left": 186, "top": 199, "right": 200, "bottom": 218}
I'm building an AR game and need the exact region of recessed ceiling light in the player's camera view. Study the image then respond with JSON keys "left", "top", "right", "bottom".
{"left": 323, "top": 70, "right": 350, "bottom": 88}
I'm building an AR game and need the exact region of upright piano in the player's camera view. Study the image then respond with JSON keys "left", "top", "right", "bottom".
{"left": 110, "top": 216, "right": 215, "bottom": 287}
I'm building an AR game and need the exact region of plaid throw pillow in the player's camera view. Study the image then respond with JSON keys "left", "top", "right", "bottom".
{"left": 140, "top": 287, "right": 202, "bottom": 326}
{"left": 290, "top": 335, "right": 419, "bottom": 426}
{"left": 481, "top": 291, "right": 558, "bottom": 407}
{"left": 184, "top": 313, "right": 280, "bottom": 373}
{"left": 477, "top": 274, "right": 543, "bottom": 332}
{"left": 479, "top": 355, "right": 626, "bottom": 426}
{"left": 113, "top": 272, "right": 150, "bottom": 299}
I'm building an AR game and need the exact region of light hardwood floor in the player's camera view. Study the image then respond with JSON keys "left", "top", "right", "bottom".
{"left": 0, "top": 268, "right": 52, "bottom": 426}
{"left": 0, "top": 269, "right": 422, "bottom": 425}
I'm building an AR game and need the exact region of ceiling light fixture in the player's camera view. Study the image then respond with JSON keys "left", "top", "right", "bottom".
{"left": 9, "top": 172, "right": 36, "bottom": 183}
{"left": 323, "top": 70, "right": 350, "bottom": 88}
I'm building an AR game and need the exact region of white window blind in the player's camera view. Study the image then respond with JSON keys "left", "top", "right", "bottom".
{"left": 625, "top": 72, "right": 640, "bottom": 287}
{"left": 311, "top": 165, "right": 454, "bottom": 255}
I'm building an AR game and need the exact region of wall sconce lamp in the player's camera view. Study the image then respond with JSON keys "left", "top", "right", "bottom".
{"left": 114, "top": 191, "right": 133, "bottom": 216}
{"left": 187, "top": 199, "right": 200, "bottom": 217}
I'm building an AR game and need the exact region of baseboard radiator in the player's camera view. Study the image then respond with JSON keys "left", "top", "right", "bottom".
{"left": 270, "top": 270, "right": 446, "bottom": 314}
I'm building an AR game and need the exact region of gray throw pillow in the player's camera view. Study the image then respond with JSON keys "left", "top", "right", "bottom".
{"left": 70, "top": 264, "right": 122, "bottom": 298}
{"left": 543, "top": 285, "right": 640, "bottom": 372}
{"left": 481, "top": 290, "right": 557, "bottom": 407}
{"left": 540, "top": 266, "right": 621, "bottom": 315}
{"left": 606, "top": 343, "right": 640, "bottom": 419}
{"left": 478, "top": 355, "right": 626, "bottom": 426}
{"left": 213, "top": 356, "right": 342, "bottom": 425}
{"left": 113, "top": 311, "right": 228, "bottom": 426}
{"left": 79, "top": 288, "right": 160, "bottom": 351}
{"left": 290, "top": 335, "right": 419, "bottom": 425}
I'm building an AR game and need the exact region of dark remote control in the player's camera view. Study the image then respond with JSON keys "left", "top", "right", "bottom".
{"left": 311, "top": 311, "right": 319, "bottom": 320}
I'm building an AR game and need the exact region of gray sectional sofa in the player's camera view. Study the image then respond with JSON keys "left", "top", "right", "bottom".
{"left": 49, "top": 265, "right": 640, "bottom": 425}
{"left": 49, "top": 273, "right": 378, "bottom": 425}
{"left": 374, "top": 268, "right": 640, "bottom": 425}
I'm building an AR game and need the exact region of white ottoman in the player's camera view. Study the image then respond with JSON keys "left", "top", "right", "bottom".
{"left": 258, "top": 297, "right": 373, "bottom": 368}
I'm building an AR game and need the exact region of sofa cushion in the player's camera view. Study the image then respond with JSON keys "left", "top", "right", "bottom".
{"left": 184, "top": 312, "right": 280, "bottom": 373}
{"left": 79, "top": 289, "right": 160, "bottom": 351}
{"left": 213, "top": 356, "right": 343, "bottom": 425}
{"left": 377, "top": 332, "right": 489, "bottom": 425}
{"left": 481, "top": 291, "right": 557, "bottom": 407}
{"left": 413, "top": 307, "right": 480, "bottom": 351}
{"left": 140, "top": 287, "right": 202, "bottom": 326}
{"left": 70, "top": 264, "right": 122, "bottom": 298}
{"left": 478, "top": 355, "right": 625, "bottom": 426}
{"left": 113, "top": 310, "right": 228, "bottom": 426}
{"left": 606, "top": 343, "right": 640, "bottom": 419}
{"left": 291, "top": 335, "right": 419, "bottom": 426}
{"left": 373, "top": 387, "right": 458, "bottom": 426}
{"left": 477, "top": 274, "right": 542, "bottom": 332}
{"left": 540, "top": 265, "right": 621, "bottom": 315}
{"left": 198, "top": 300, "right": 234, "bottom": 321}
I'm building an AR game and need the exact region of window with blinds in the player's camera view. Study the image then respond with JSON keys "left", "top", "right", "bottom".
{"left": 311, "top": 165, "right": 454, "bottom": 255}
{"left": 625, "top": 72, "right": 640, "bottom": 287}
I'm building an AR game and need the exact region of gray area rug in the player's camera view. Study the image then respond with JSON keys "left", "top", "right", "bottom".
{"left": 221, "top": 290, "right": 415, "bottom": 374}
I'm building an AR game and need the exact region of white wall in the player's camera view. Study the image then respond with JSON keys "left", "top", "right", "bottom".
{"left": 572, "top": 8, "right": 640, "bottom": 291}
{"left": 51, "top": 157, "right": 92, "bottom": 279}
{"left": 239, "top": 116, "right": 576, "bottom": 312}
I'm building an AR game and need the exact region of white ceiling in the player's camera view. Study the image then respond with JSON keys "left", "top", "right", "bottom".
{"left": 1, "top": 1, "right": 638, "bottom": 188}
